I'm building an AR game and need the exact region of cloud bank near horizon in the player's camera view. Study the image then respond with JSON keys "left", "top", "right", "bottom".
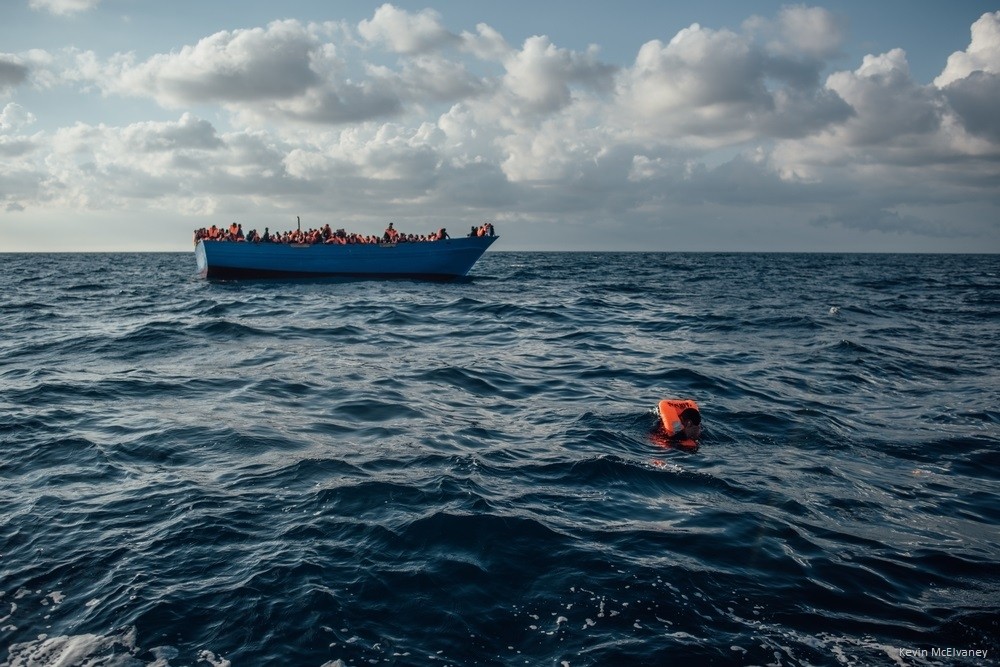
{"left": 2, "top": 4, "right": 999, "bottom": 251}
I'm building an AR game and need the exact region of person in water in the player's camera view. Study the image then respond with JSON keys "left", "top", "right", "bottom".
{"left": 672, "top": 407, "right": 702, "bottom": 443}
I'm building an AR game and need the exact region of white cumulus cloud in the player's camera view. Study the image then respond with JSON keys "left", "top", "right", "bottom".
{"left": 358, "top": 4, "right": 459, "bottom": 54}
{"left": 935, "top": 11, "right": 1000, "bottom": 86}
{"left": 0, "top": 102, "right": 37, "bottom": 131}
{"left": 613, "top": 22, "right": 851, "bottom": 144}
{"left": 114, "top": 20, "right": 327, "bottom": 106}
{"left": 824, "top": 49, "right": 943, "bottom": 147}
{"left": 749, "top": 5, "right": 847, "bottom": 59}
{"left": 29, "top": 0, "right": 100, "bottom": 16}
{"left": 503, "top": 37, "right": 616, "bottom": 114}
{"left": 934, "top": 12, "right": 1000, "bottom": 142}
{"left": 7, "top": 4, "right": 1000, "bottom": 252}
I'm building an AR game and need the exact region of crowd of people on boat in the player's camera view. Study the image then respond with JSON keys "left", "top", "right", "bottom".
{"left": 194, "top": 221, "right": 496, "bottom": 245}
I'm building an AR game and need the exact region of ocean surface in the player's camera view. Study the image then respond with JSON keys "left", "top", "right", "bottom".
{"left": 1, "top": 251, "right": 998, "bottom": 667}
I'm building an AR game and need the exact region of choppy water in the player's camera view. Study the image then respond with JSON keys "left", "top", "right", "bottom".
{"left": 1, "top": 251, "right": 998, "bottom": 666}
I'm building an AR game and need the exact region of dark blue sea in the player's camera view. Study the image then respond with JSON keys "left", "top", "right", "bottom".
{"left": 2, "top": 252, "right": 998, "bottom": 667}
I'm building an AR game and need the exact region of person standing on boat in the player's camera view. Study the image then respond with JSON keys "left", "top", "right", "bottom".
{"left": 435, "top": 228, "right": 450, "bottom": 240}
{"left": 384, "top": 222, "right": 398, "bottom": 242}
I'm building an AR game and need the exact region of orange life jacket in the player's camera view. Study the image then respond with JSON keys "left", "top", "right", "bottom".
{"left": 657, "top": 399, "right": 700, "bottom": 447}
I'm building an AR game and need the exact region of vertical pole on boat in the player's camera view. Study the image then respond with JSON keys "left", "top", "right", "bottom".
{"left": 297, "top": 215, "right": 301, "bottom": 232}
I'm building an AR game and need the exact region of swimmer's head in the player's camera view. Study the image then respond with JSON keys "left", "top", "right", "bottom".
{"left": 679, "top": 408, "right": 701, "bottom": 426}
{"left": 679, "top": 407, "right": 702, "bottom": 439}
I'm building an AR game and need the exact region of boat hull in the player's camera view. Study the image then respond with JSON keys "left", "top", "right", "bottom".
{"left": 195, "top": 236, "right": 498, "bottom": 280}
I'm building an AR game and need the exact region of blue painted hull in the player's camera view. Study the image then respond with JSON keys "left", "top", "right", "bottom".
{"left": 195, "top": 236, "right": 498, "bottom": 280}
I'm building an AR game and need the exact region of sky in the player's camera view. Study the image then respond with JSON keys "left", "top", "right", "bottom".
{"left": 1, "top": 1, "right": 999, "bottom": 252}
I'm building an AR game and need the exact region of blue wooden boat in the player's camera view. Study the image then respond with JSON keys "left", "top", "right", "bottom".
{"left": 195, "top": 235, "right": 499, "bottom": 280}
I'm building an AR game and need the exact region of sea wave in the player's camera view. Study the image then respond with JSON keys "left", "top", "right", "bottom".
{"left": 1, "top": 252, "right": 997, "bottom": 666}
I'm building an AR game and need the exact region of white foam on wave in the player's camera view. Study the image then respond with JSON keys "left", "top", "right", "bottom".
{"left": 45, "top": 591, "right": 65, "bottom": 606}
{"left": 3, "top": 627, "right": 238, "bottom": 667}
{"left": 3, "top": 626, "right": 140, "bottom": 667}
{"left": 196, "top": 650, "right": 231, "bottom": 666}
